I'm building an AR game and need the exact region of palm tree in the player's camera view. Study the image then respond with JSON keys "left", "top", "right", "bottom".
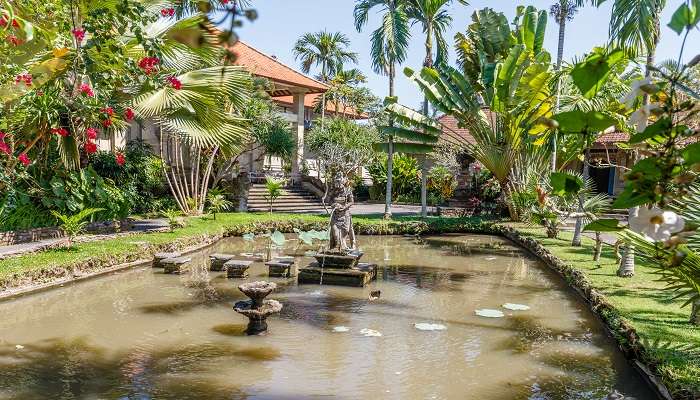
{"left": 354, "top": 0, "right": 411, "bottom": 219}
{"left": 549, "top": 0, "right": 578, "bottom": 172}
{"left": 406, "top": 0, "right": 464, "bottom": 217}
{"left": 604, "top": 0, "right": 667, "bottom": 277}
{"left": 293, "top": 31, "right": 359, "bottom": 125}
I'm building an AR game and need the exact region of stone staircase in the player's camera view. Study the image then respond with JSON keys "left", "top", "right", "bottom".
{"left": 246, "top": 183, "right": 327, "bottom": 213}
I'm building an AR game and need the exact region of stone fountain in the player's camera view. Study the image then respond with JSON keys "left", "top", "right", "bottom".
{"left": 233, "top": 281, "right": 283, "bottom": 335}
{"left": 298, "top": 171, "right": 377, "bottom": 287}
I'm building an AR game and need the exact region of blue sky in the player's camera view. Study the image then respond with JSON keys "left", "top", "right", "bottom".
{"left": 237, "top": 0, "right": 692, "bottom": 108}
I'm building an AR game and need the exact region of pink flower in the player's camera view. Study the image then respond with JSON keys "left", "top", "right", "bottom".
{"left": 138, "top": 57, "right": 160, "bottom": 75}
{"left": 160, "top": 8, "right": 175, "bottom": 17}
{"left": 79, "top": 83, "right": 94, "bottom": 97}
{"left": 221, "top": 0, "right": 229, "bottom": 4}
{"left": 7, "top": 35, "right": 21, "bottom": 46}
{"left": 0, "top": 142, "right": 9, "bottom": 155}
{"left": 86, "top": 127, "right": 98, "bottom": 140}
{"left": 124, "top": 108, "right": 135, "bottom": 121}
{"left": 101, "top": 107, "right": 114, "bottom": 117}
{"left": 116, "top": 152, "right": 126, "bottom": 166}
{"left": 72, "top": 28, "right": 86, "bottom": 43}
{"left": 166, "top": 75, "right": 182, "bottom": 90}
{"left": 18, "top": 153, "right": 30, "bottom": 166}
{"left": 101, "top": 119, "right": 112, "bottom": 128}
{"left": 15, "top": 73, "right": 32, "bottom": 86}
{"left": 0, "top": 16, "right": 7, "bottom": 27}
{"left": 85, "top": 141, "right": 97, "bottom": 154}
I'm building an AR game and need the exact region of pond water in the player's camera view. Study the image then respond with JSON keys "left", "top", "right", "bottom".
{"left": 0, "top": 234, "right": 655, "bottom": 400}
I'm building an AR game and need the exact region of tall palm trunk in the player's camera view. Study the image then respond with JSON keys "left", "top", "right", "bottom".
{"left": 618, "top": 24, "right": 660, "bottom": 277}
{"left": 420, "top": 24, "right": 433, "bottom": 218}
{"left": 551, "top": 0, "right": 568, "bottom": 172}
{"left": 572, "top": 146, "right": 590, "bottom": 246}
{"left": 384, "top": 62, "right": 395, "bottom": 219}
{"left": 691, "top": 298, "right": 700, "bottom": 325}
{"left": 321, "top": 61, "right": 327, "bottom": 130}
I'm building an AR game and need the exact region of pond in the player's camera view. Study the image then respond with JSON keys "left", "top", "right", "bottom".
{"left": 0, "top": 234, "right": 655, "bottom": 400}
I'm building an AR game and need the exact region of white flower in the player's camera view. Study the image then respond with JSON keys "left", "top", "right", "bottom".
{"left": 619, "top": 77, "right": 653, "bottom": 109}
{"left": 629, "top": 207, "right": 685, "bottom": 242}
{"left": 628, "top": 104, "right": 660, "bottom": 132}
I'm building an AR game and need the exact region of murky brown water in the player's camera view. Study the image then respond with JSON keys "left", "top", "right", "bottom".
{"left": 0, "top": 234, "right": 655, "bottom": 400}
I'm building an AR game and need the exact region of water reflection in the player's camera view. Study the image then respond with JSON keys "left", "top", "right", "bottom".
{"left": 0, "top": 235, "right": 655, "bottom": 399}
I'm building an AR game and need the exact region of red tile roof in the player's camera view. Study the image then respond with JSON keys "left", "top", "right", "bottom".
{"left": 274, "top": 93, "right": 368, "bottom": 119}
{"left": 229, "top": 41, "right": 328, "bottom": 96}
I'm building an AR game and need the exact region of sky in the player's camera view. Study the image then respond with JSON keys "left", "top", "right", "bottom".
{"left": 237, "top": 0, "right": 694, "bottom": 108}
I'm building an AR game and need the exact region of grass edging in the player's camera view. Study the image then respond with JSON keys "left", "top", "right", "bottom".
{"left": 491, "top": 224, "right": 676, "bottom": 400}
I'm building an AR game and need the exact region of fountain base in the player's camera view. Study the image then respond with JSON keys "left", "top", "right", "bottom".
{"left": 298, "top": 262, "right": 377, "bottom": 287}
{"left": 234, "top": 299, "right": 283, "bottom": 335}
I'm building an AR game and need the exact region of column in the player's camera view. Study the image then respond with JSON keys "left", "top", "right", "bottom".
{"left": 291, "top": 91, "right": 306, "bottom": 184}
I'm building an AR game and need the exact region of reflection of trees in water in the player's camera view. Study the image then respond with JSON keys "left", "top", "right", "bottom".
{"left": 381, "top": 264, "right": 485, "bottom": 291}
{"left": 0, "top": 337, "right": 277, "bottom": 399}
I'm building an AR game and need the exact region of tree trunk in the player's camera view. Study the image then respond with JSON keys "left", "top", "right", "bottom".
{"left": 617, "top": 207, "right": 638, "bottom": 277}
{"left": 420, "top": 25, "right": 432, "bottom": 218}
{"left": 384, "top": 62, "right": 396, "bottom": 220}
{"left": 421, "top": 156, "right": 428, "bottom": 217}
{"left": 691, "top": 299, "right": 700, "bottom": 325}
{"left": 571, "top": 147, "right": 590, "bottom": 247}
{"left": 594, "top": 232, "right": 603, "bottom": 261}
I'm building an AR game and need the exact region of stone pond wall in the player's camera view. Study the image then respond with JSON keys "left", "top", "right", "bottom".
{"left": 0, "top": 220, "right": 129, "bottom": 246}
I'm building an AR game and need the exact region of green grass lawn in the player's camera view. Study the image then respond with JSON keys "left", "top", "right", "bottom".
{"left": 513, "top": 224, "right": 700, "bottom": 397}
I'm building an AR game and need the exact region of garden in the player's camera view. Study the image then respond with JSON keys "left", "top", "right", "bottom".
{"left": 0, "top": 0, "right": 699, "bottom": 399}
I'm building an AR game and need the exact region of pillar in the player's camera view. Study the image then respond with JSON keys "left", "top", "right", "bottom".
{"left": 291, "top": 91, "right": 306, "bottom": 183}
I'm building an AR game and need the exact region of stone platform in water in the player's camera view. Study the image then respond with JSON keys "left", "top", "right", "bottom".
{"left": 161, "top": 256, "right": 192, "bottom": 274}
{"left": 225, "top": 260, "right": 253, "bottom": 278}
{"left": 153, "top": 252, "right": 182, "bottom": 268}
{"left": 313, "top": 250, "right": 363, "bottom": 269}
{"left": 265, "top": 260, "right": 296, "bottom": 278}
{"left": 209, "top": 253, "right": 238, "bottom": 271}
{"left": 298, "top": 262, "right": 377, "bottom": 287}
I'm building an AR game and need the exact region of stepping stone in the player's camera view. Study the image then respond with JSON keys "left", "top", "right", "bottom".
{"left": 274, "top": 256, "right": 295, "bottom": 264}
{"left": 153, "top": 252, "right": 182, "bottom": 268}
{"left": 209, "top": 253, "right": 237, "bottom": 271}
{"left": 265, "top": 260, "right": 296, "bottom": 278}
{"left": 161, "top": 257, "right": 192, "bottom": 274}
{"left": 224, "top": 260, "right": 253, "bottom": 278}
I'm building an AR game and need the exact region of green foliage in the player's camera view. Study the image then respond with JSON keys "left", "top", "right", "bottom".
{"left": 427, "top": 165, "right": 457, "bottom": 204}
{"left": 207, "top": 193, "right": 233, "bottom": 220}
{"left": 51, "top": 207, "right": 104, "bottom": 247}
{"left": 264, "top": 177, "right": 285, "bottom": 213}
{"left": 292, "top": 31, "right": 358, "bottom": 81}
{"left": 306, "top": 117, "right": 378, "bottom": 155}
{"left": 162, "top": 208, "right": 185, "bottom": 232}
{"left": 243, "top": 97, "right": 295, "bottom": 160}
{"left": 549, "top": 172, "right": 584, "bottom": 196}
{"left": 90, "top": 140, "right": 168, "bottom": 214}
{"left": 569, "top": 48, "right": 627, "bottom": 99}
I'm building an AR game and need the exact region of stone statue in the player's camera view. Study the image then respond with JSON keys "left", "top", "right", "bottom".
{"left": 328, "top": 172, "right": 356, "bottom": 252}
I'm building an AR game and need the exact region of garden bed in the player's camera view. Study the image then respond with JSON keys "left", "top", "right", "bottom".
{"left": 0, "top": 213, "right": 697, "bottom": 398}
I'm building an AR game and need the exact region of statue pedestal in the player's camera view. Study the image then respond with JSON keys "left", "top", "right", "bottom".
{"left": 298, "top": 262, "right": 377, "bottom": 287}
{"left": 313, "top": 250, "right": 363, "bottom": 269}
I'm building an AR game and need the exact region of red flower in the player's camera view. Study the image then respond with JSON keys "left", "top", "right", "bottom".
{"left": 101, "top": 119, "right": 112, "bottom": 128}
{"left": 85, "top": 141, "right": 97, "bottom": 154}
{"left": 124, "top": 108, "right": 135, "bottom": 121}
{"left": 72, "top": 28, "right": 86, "bottom": 43}
{"left": 14, "top": 73, "right": 32, "bottom": 86}
{"left": 0, "top": 16, "right": 6, "bottom": 27}
{"left": 101, "top": 107, "right": 114, "bottom": 117}
{"left": 86, "top": 127, "right": 98, "bottom": 140}
{"left": 18, "top": 153, "right": 30, "bottom": 166}
{"left": 160, "top": 8, "right": 175, "bottom": 16}
{"left": 115, "top": 152, "right": 126, "bottom": 166}
{"left": 221, "top": 0, "right": 229, "bottom": 4}
{"left": 51, "top": 127, "right": 69, "bottom": 137}
{"left": 138, "top": 57, "right": 160, "bottom": 75}
{"left": 79, "top": 83, "right": 94, "bottom": 97}
{"left": 7, "top": 35, "right": 21, "bottom": 46}
{"left": 166, "top": 75, "right": 182, "bottom": 90}
{"left": 0, "top": 142, "right": 9, "bottom": 155}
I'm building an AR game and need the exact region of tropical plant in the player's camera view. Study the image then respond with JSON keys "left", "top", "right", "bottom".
{"left": 207, "top": 192, "right": 233, "bottom": 220}
{"left": 264, "top": 177, "right": 285, "bottom": 214}
{"left": 427, "top": 165, "right": 457, "bottom": 204}
{"left": 402, "top": 6, "right": 553, "bottom": 220}
{"left": 51, "top": 207, "right": 103, "bottom": 248}
{"left": 162, "top": 208, "right": 185, "bottom": 232}
{"left": 354, "top": 0, "right": 411, "bottom": 218}
{"left": 293, "top": 30, "right": 358, "bottom": 123}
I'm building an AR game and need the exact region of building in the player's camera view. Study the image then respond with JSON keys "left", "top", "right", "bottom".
{"left": 106, "top": 40, "right": 365, "bottom": 184}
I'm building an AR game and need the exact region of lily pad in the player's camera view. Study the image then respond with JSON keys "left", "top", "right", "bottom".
{"left": 485, "top": 256, "right": 497, "bottom": 261}
{"left": 502, "top": 303, "right": 530, "bottom": 311}
{"left": 475, "top": 309, "right": 505, "bottom": 318}
{"left": 242, "top": 233, "right": 255, "bottom": 242}
{"left": 270, "top": 230, "right": 286, "bottom": 246}
{"left": 414, "top": 323, "right": 447, "bottom": 331}
{"left": 332, "top": 326, "right": 350, "bottom": 333}
{"left": 360, "top": 328, "right": 382, "bottom": 337}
